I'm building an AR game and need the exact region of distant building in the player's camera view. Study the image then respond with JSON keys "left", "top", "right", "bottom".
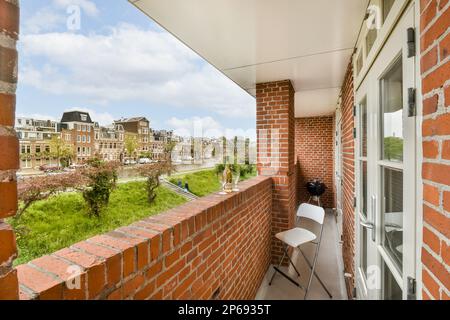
{"left": 115, "top": 117, "right": 152, "bottom": 156}
{"left": 15, "top": 117, "right": 60, "bottom": 170}
{"left": 60, "top": 111, "right": 95, "bottom": 163}
{"left": 94, "top": 123, "right": 125, "bottom": 162}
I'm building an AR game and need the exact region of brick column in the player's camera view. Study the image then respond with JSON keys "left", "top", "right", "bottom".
{"left": 256, "top": 80, "right": 296, "bottom": 265}
{"left": 419, "top": 0, "right": 450, "bottom": 300}
{"left": 0, "top": 0, "right": 20, "bottom": 300}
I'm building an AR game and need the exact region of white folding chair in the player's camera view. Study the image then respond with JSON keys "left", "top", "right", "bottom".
{"left": 269, "top": 203, "right": 333, "bottom": 300}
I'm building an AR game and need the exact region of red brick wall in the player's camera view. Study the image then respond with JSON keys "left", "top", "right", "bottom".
{"left": 295, "top": 116, "right": 335, "bottom": 208}
{"left": 256, "top": 80, "right": 297, "bottom": 265}
{"left": 0, "top": 0, "right": 19, "bottom": 300}
{"left": 340, "top": 62, "right": 356, "bottom": 298}
{"left": 15, "top": 177, "right": 273, "bottom": 300}
{"left": 420, "top": 0, "right": 450, "bottom": 300}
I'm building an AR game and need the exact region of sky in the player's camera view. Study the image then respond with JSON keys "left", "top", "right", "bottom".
{"left": 17, "top": 0, "right": 256, "bottom": 139}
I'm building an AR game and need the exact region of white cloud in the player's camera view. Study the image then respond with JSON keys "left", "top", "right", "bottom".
{"left": 20, "top": 24, "right": 255, "bottom": 118}
{"left": 65, "top": 107, "right": 114, "bottom": 126}
{"left": 23, "top": 7, "right": 66, "bottom": 34}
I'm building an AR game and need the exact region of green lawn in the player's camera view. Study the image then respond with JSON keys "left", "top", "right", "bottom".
{"left": 169, "top": 168, "right": 257, "bottom": 197}
{"left": 9, "top": 181, "right": 187, "bottom": 266}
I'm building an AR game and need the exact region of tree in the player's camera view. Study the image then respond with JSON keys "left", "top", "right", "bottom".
{"left": 138, "top": 160, "right": 174, "bottom": 203}
{"left": 81, "top": 158, "right": 119, "bottom": 217}
{"left": 49, "top": 135, "right": 74, "bottom": 168}
{"left": 124, "top": 133, "right": 139, "bottom": 159}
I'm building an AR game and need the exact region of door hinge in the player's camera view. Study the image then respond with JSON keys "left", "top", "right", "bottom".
{"left": 407, "top": 277, "right": 417, "bottom": 300}
{"left": 408, "top": 88, "right": 417, "bottom": 117}
{"left": 353, "top": 196, "right": 357, "bottom": 207}
{"left": 353, "top": 128, "right": 357, "bottom": 139}
{"left": 353, "top": 105, "right": 357, "bottom": 117}
{"left": 407, "top": 28, "right": 416, "bottom": 58}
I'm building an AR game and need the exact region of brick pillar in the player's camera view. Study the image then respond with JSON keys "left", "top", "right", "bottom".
{"left": 0, "top": 0, "right": 20, "bottom": 300}
{"left": 419, "top": 0, "right": 450, "bottom": 300}
{"left": 256, "top": 80, "right": 296, "bottom": 265}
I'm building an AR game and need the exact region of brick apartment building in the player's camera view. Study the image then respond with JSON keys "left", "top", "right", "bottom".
{"left": 94, "top": 123, "right": 125, "bottom": 162}
{"left": 60, "top": 111, "right": 96, "bottom": 164}
{"left": 15, "top": 117, "right": 60, "bottom": 169}
{"left": 115, "top": 117, "right": 152, "bottom": 156}
{"left": 1, "top": 0, "right": 449, "bottom": 301}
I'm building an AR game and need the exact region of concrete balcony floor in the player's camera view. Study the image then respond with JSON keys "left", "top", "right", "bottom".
{"left": 256, "top": 210, "right": 348, "bottom": 300}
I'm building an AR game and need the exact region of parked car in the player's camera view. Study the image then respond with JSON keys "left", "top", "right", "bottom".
{"left": 139, "top": 158, "right": 152, "bottom": 164}
{"left": 124, "top": 159, "right": 137, "bottom": 165}
{"left": 39, "top": 164, "right": 60, "bottom": 173}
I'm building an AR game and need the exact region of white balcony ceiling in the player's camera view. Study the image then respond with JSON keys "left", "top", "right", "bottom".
{"left": 130, "top": 0, "right": 369, "bottom": 118}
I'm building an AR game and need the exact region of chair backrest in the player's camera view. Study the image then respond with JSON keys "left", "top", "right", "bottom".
{"left": 297, "top": 203, "right": 325, "bottom": 225}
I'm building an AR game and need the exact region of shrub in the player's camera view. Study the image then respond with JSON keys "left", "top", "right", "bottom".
{"left": 17, "top": 170, "right": 86, "bottom": 220}
{"left": 81, "top": 159, "right": 119, "bottom": 217}
{"left": 138, "top": 160, "right": 174, "bottom": 204}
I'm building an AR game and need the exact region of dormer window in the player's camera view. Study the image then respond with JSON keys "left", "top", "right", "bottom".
{"left": 80, "top": 114, "right": 88, "bottom": 122}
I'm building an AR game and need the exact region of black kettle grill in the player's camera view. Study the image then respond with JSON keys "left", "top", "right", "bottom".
{"left": 306, "top": 179, "right": 326, "bottom": 207}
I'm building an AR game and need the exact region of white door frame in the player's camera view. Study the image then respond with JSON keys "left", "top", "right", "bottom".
{"left": 354, "top": 2, "right": 418, "bottom": 300}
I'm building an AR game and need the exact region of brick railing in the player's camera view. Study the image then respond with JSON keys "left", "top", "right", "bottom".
{"left": 0, "top": 0, "right": 20, "bottom": 300}
{"left": 16, "top": 176, "right": 273, "bottom": 300}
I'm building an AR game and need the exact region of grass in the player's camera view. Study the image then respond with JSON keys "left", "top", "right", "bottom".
{"left": 169, "top": 168, "right": 257, "bottom": 197}
{"left": 9, "top": 181, "right": 187, "bottom": 266}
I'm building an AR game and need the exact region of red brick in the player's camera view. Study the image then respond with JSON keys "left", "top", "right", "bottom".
{"left": 423, "top": 94, "right": 439, "bottom": 115}
{"left": 53, "top": 248, "right": 106, "bottom": 299}
{"left": 445, "top": 85, "right": 450, "bottom": 107}
{"left": 0, "top": 269, "right": 18, "bottom": 300}
{"left": 0, "top": 134, "right": 19, "bottom": 170}
{"left": 423, "top": 162, "right": 450, "bottom": 186}
{"left": 422, "top": 60, "right": 450, "bottom": 94}
{"left": 424, "top": 204, "right": 450, "bottom": 239}
{"left": 134, "top": 280, "right": 155, "bottom": 300}
{"left": 423, "top": 226, "right": 441, "bottom": 253}
{"left": 16, "top": 264, "right": 63, "bottom": 300}
{"left": 123, "top": 274, "right": 144, "bottom": 298}
{"left": 0, "top": 94, "right": 15, "bottom": 126}
{"left": 0, "top": 222, "right": 16, "bottom": 264}
{"left": 72, "top": 241, "right": 121, "bottom": 286}
{"left": 423, "top": 140, "right": 440, "bottom": 159}
{"left": 421, "top": 45, "right": 438, "bottom": 73}
{"left": 421, "top": 5, "right": 450, "bottom": 50}
{"left": 444, "top": 191, "right": 450, "bottom": 212}
{"left": 0, "top": 46, "right": 17, "bottom": 83}
{"left": 422, "top": 248, "right": 450, "bottom": 289}
{"left": 423, "top": 183, "right": 440, "bottom": 206}
{"left": 422, "top": 268, "right": 440, "bottom": 299}
{"left": 440, "top": 30, "right": 450, "bottom": 60}
{"left": 442, "top": 140, "right": 450, "bottom": 160}
{"left": 442, "top": 241, "right": 450, "bottom": 266}
{"left": 0, "top": 0, "right": 19, "bottom": 40}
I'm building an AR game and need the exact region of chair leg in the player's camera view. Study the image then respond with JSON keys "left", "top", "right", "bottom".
{"left": 304, "top": 243, "right": 320, "bottom": 300}
{"left": 269, "top": 246, "right": 287, "bottom": 286}
{"left": 300, "top": 249, "right": 333, "bottom": 299}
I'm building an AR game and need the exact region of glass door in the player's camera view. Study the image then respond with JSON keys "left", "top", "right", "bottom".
{"left": 355, "top": 3, "right": 416, "bottom": 300}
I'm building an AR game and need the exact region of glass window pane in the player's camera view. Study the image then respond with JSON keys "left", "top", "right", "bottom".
{"left": 383, "top": 262, "right": 402, "bottom": 300}
{"left": 366, "top": 29, "right": 377, "bottom": 56}
{"left": 383, "top": 0, "right": 395, "bottom": 22}
{"left": 361, "top": 227, "right": 368, "bottom": 278}
{"left": 361, "top": 161, "right": 368, "bottom": 218}
{"left": 382, "top": 167, "right": 403, "bottom": 272}
{"left": 360, "top": 97, "right": 368, "bottom": 157}
{"left": 356, "top": 51, "right": 363, "bottom": 75}
{"left": 381, "top": 58, "right": 403, "bottom": 162}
